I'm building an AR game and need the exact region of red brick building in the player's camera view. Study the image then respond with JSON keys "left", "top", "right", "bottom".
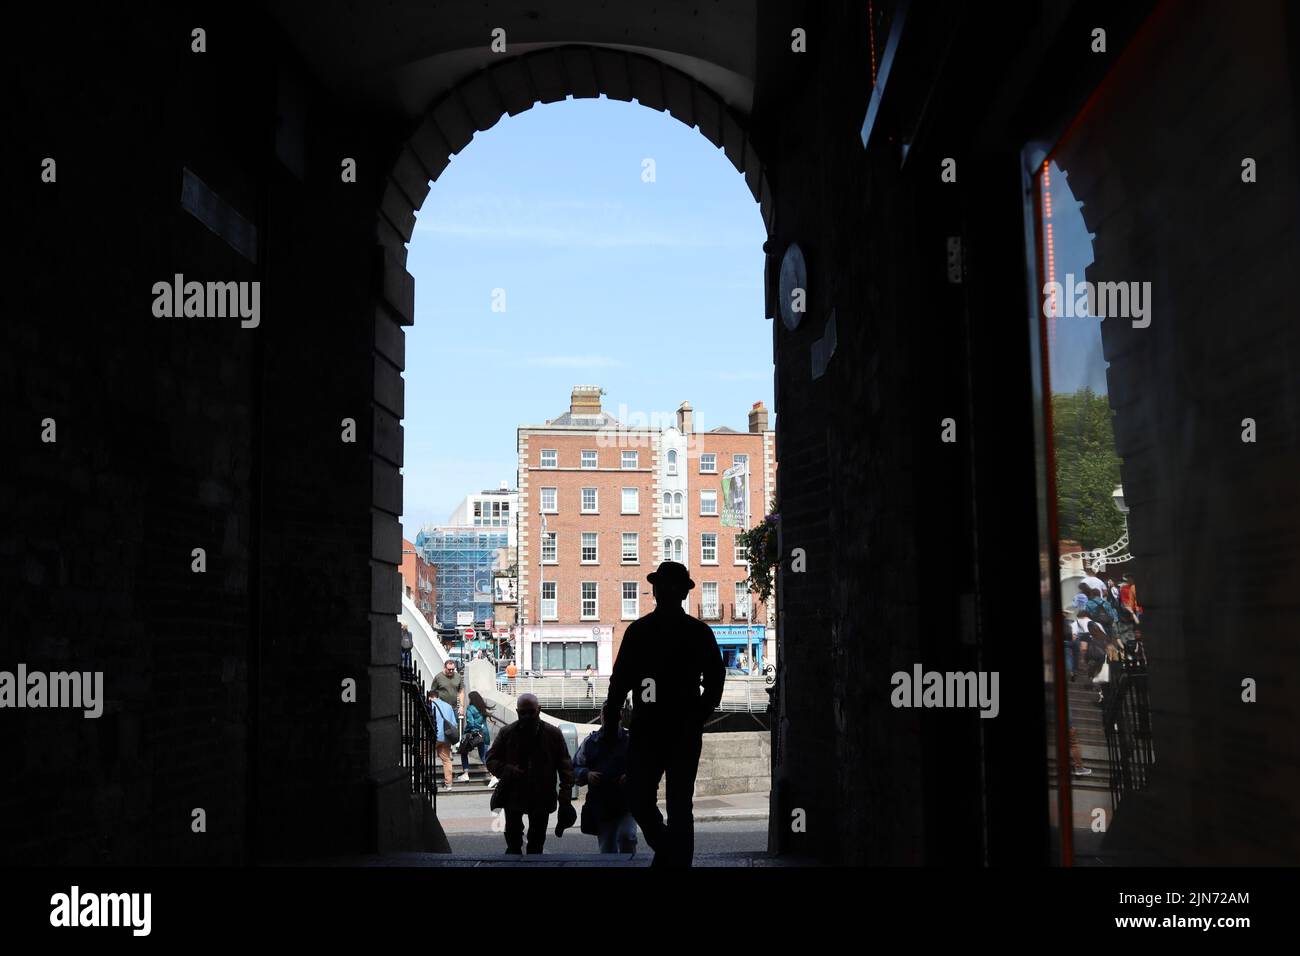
{"left": 399, "top": 538, "right": 437, "bottom": 630}
{"left": 684, "top": 400, "right": 776, "bottom": 668}
{"left": 517, "top": 387, "right": 776, "bottom": 673}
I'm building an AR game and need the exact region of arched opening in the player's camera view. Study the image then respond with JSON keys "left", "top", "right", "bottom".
{"left": 385, "top": 54, "right": 776, "bottom": 856}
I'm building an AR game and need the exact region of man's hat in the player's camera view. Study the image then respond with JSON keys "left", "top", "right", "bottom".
{"left": 554, "top": 801, "right": 577, "bottom": 837}
{"left": 646, "top": 561, "right": 695, "bottom": 591}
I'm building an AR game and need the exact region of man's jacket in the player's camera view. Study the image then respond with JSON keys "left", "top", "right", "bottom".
{"left": 485, "top": 720, "right": 574, "bottom": 812}
{"left": 607, "top": 608, "right": 725, "bottom": 737}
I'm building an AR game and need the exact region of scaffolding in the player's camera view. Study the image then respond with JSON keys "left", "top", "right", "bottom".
{"left": 415, "top": 527, "right": 509, "bottom": 627}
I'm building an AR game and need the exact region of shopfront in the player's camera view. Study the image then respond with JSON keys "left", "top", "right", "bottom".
{"left": 711, "top": 625, "right": 766, "bottom": 669}
{"left": 520, "top": 624, "right": 614, "bottom": 675}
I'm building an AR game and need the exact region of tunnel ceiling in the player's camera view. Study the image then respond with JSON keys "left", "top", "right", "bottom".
{"left": 267, "top": 0, "right": 758, "bottom": 118}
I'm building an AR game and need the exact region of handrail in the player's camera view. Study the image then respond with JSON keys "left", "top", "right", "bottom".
{"left": 493, "top": 674, "right": 769, "bottom": 712}
{"left": 399, "top": 663, "right": 441, "bottom": 803}
{"left": 1101, "top": 655, "right": 1154, "bottom": 810}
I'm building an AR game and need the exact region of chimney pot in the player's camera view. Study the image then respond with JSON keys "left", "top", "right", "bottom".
{"left": 570, "top": 385, "right": 604, "bottom": 416}
{"left": 677, "top": 401, "right": 694, "bottom": 434}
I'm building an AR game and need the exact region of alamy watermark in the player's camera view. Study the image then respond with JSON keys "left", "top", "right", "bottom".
{"left": 50, "top": 886, "right": 151, "bottom": 936}
{"left": 1043, "top": 272, "right": 1151, "bottom": 328}
{"left": 891, "top": 664, "right": 999, "bottom": 718}
{"left": 595, "top": 403, "right": 714, "bottom": 451}
{"left": 0, "top": 664, "right": 103, "bottom": 718}
{"left": 152, "top": 273, "right": 260, "bottom": 328}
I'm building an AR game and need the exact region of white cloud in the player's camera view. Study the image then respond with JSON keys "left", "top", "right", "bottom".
{"left": 412, "top": 194, "right": 757, "bottom": 249}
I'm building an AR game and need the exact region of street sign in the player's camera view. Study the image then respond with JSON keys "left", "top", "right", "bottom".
{"left": 463, "top": 627, "right": 474, "bottom": 642}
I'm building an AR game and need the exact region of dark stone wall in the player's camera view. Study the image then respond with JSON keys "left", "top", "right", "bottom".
{"left": 4, "top": 5, "right": 435, "bottom": 864}
{"left": 751, "top": 0, "right": 1057, "bottom": 865}
{"left": 1060, "top": 0, "right": 1300, "bottom": 864}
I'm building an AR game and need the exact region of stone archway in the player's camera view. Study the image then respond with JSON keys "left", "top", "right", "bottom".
{"left": 364, "top": 43, "right": 777, "bottom": 848}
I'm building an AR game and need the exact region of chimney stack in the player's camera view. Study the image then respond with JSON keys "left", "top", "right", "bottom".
{"left": 748, "top": 400, "right": 769, "bottom": 433}
{"left": 570, "top": 385, "right": 604, "bottom": 416}
{"left": 677, "top": 401, "right": 694, "bottom": 434}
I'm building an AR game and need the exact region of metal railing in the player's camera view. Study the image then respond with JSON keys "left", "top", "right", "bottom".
{"left": 496, "top": 674, "right": 769, "bottom": 712}
{"left": 1101, "top": 654, "right": 1154, "bottom": 810}
{"left": 399, "top": 663, "right": 440, "bottom": 803}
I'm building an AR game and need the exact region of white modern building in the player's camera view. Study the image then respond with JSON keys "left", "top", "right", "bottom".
{"left": 448, "top": 482, "right": 519, "bottom": 546}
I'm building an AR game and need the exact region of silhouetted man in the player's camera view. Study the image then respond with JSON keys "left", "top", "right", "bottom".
{"left": 606, "top": 561, "right": 724, "bottom": 867}
{"left": 485, "top": 693, "right": 575, "bottom": 854}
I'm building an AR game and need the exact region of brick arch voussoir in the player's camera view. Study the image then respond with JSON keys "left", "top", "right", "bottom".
{"left": 375, "top": 44, "right": 771, "bottom": 279}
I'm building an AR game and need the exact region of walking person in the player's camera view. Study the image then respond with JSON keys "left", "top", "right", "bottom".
{"left": 584, "top": 664, "right": 595, "bottom": 699}
{"left": 432, "top": 657, "right": 466, "bottom": 728}
{"left": 1117, "top": 573, "right": 1141, "bottom": 648}
{"left": 1081, "top": 567, "right": 1107, "bottom": 597}
{"left": 427, "top": 691, "right": 458, "bottom": 792}
{"left": 605, "top": 561, "right": 725, "bottom": 868}
{"left": 1083, "top": 614, "right": 1112, "bottom": 705}
{"left": 1071, "top": 608, "right": 1094, "bottom": 681}
{"left": 485, "top": 693, "right": 575, "bottom": 855}
{"left": 1119, "top": 574, "right": 1141, "bottom": 624}
{"left": 457, "top": 690, "right": 499, "bottom": 789}
{"left": 1066, "top": 687, "right": 1092, "bottom": 778}
{"left": 574, "top": 700, "right": 638, "bottom": 854}
{"left": 1072, "top": 581, "right": 1091, "bottom": 613}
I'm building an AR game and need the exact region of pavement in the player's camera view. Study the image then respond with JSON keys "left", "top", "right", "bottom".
{"left": 434, "top": 788, "right": 770, "bottom": 834}
{"left": 312, "top": 791, "right": 788, "bottom": 867}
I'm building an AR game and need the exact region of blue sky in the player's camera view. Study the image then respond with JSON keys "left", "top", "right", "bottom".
{"left": 1044, "top": 160, "right": 1109, "bottom": 396}
{"left": 401, "top": 97, "right": 772, "bottom": 533}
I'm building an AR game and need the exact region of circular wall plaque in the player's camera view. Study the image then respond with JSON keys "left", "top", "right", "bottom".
{"left": 778, "top": 242, "right": 807, "bottom": 330}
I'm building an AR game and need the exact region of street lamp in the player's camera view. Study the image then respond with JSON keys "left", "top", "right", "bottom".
{"left": 538, "top": 511, "right": 547, "bottom": 669}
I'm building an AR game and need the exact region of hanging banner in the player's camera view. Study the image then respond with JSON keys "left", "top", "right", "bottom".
{"left": 720, "top": 464, "right": 749, "bottom": 528}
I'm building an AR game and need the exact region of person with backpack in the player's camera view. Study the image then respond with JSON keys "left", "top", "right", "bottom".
{"left": 457, "top": 690, "right": 499, "bottom": 789}
{"left": 427, "top": 690, "right": 458, "bottom": 792}
{"left": 573, "top": 700, "right": 638, "bottom": 854}
{"left": 1085, "top": 588, "right": 1117, "bottom": 629}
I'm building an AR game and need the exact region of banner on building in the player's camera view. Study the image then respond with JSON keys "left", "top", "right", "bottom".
{"left": 721, "top": 464, "right": 749, "bottom": 528}
{"left": 494, "top": 576, "right": 517, "bottom": 603}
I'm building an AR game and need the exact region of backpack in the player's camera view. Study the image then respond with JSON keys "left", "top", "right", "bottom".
{"left": 1089, "top": 599, "right": 1115, "bottom": 627}
{"left": 432, "top": 701, "right": 459, "bottom": 745}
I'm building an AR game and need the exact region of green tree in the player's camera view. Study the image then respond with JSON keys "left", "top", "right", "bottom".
{"left": 1052, "top": 387, "right": 1124, "bottom": 551}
